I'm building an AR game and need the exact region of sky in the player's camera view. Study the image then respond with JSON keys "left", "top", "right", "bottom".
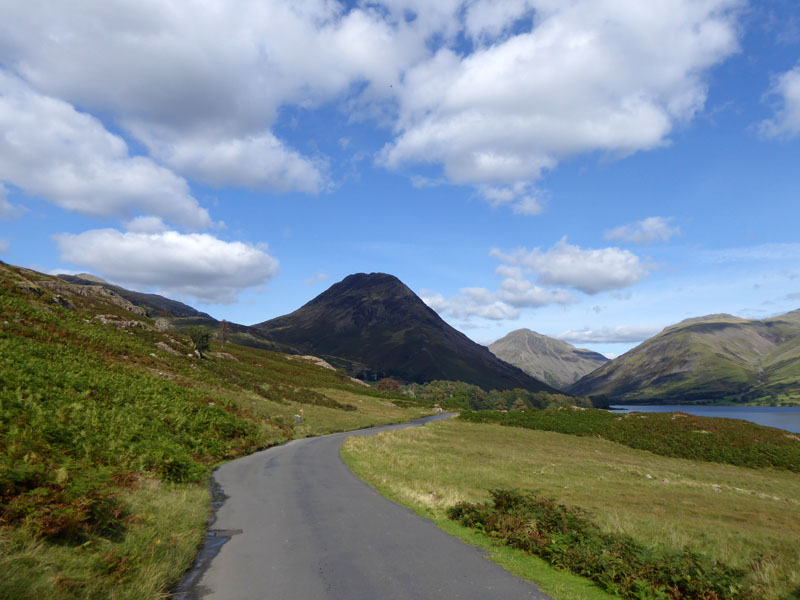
{"left": 1, "top": 0, "right": 799, "bottom": 358}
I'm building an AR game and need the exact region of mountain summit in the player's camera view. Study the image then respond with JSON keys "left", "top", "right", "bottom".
{"left": 489, "top": 329, "right": 607, "bottom": 390}
{"left": 255, "top": 273, "right": 555, "bottom": 392}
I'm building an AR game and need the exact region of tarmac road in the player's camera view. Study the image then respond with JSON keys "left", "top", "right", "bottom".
{"left": 174, "top": 414, "right": 552, "bottom": 600}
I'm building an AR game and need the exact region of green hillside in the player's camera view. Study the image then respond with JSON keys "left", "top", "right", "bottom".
{"left": 568, "top": 312, "right": 800, "bottom": 404}
{"left": 0, "top": 261, "right": 432, "bottom": 599}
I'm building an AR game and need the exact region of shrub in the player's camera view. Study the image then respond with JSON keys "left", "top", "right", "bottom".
{"left": 449, "top": 490, "right": 748, "bottom": 600}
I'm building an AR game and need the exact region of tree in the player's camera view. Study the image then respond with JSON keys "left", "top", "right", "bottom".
{"left": 186, "top": 326, "right": 211, "bottom": 358}
{"left": 376, "top": 378, "right": 401, "bottom": 392}
{"left": 219, "top": 319, "right": 230, "bottom": 348}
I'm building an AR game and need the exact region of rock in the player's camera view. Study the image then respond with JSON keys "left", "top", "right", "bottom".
{"left": 40, "top": 280, "right": 147, "bottom": 315}
{"left": 155, "top": 342, "right": 181, "bottom": 355}
{"left": 52, "top": 295, "right": 74, "bottom": 310}
{"left": 93, "top": 314, "right": 147, "bottom": 329}
{"left": 211, "top": 352, "right": 239, "bottom": 362}
{"left": 349, "top": 377, "right": 370, "bottom": 388}
{"left": 286, "top": 355, "right": 336, "bottom": 370}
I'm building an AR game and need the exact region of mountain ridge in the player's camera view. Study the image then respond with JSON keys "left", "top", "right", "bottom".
{"left": 568, "top": 310, "right": 800, "bottom": 403}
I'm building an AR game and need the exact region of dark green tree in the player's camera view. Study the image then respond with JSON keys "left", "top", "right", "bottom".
{"left": 186, "top": 326, "right": 211, "bottom": 358}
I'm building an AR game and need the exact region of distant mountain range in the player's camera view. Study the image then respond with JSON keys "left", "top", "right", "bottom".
{"left": 254, "top": 273, "right": 556, "bottom": 392}
{"left": 569, "top": 311, "right": 800, "bottom": 403}
{"left": 48, "top": 265, "right": 800, "bottom": 403}
{"left": 489, "top": 329, "right": 608, "bottom": 390}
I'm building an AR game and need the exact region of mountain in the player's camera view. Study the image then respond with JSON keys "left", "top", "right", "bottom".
{"left": 568, "top": 310, "right": 800, "bottom": 404}
{"left": 57, "top": 273, "right": 215, "bottom": 319}
{"left": 254, "top": 272, "right": 557, "bottom": 392}
{"left": 54, "top": 273, "right": 297, "bottom": 354}
{"left": 489, "top": 329, "right": 607, "bottom": 390}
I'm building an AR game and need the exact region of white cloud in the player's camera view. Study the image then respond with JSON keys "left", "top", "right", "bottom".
{"left": 479, "top": 183, "right": 544, "bottom": 215}
{"left": 0, "top": 0, "right": 418, "bottom": 193}
{"left": 55, "top": 229, "right": 279, "bottom": 304}
{"left": 0, "top": 184, "right": 26, "bottom": 220}
{"left": 420, "top": 236, "right": 649, "bottom": 323}
{"left": 493, "top": 265, "right": 576, "bottom": 307}
{"left": 604, "top": 216, "right": 681, "bottom": 244}
{"left": 0, "top": 74, "right": 210, "bottom": 228}
{"left": 0, "top": 239, "right": 8, "bottom": 253}
{"left": 130, "top": 129, "right": 327, "bottom": 193}
{"left": 760, "top": 62, "right": 800, "bottom": 138}
{"left": 421, "top": 288, "right": 521, "bottom": 321}
{"left": 0, "top": 0, "right": 742, "bottom": 206}
{"left": 558, "top": 325, "right": 662, "bottom": 344}
{"left": 380, "top": 0, "right": 741, "bottom": 205}
{"left": 421, "top": 263, "right": 575, "bottom": 322}
{"left": 124, "top": 216, "right": 169, "bottom": 234}
{"left": 491, "top": 237, "right": 652, "bottom": 294}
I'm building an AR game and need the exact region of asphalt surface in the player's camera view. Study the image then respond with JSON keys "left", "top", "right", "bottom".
{"left": 175, "top": 414, "right": 552, "bottom": 600}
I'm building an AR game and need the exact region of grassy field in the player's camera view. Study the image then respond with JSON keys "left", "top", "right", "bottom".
{"left": 460, "top": 408, "right": 800, "bottom": 472}
{"left": 0, "top": 262, "right": 432, "bottom": 599}
{"left": 342, "top": 420, "right": 800, "bottom": 600}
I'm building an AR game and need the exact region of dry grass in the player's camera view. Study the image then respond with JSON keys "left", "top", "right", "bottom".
{"left": 343, "top": 420, "right": 800, "bottom": 599}
{"left": 0, "top": 478, "right": 207, "bottom": 600}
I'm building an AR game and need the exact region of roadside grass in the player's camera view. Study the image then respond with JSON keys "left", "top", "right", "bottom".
{"left": 0, "top": 262, "right": 432, "bottom": 598}
{"left": 0, "top": 478, "right": 206, "bottom": 600}
{"left": 342, "top": 420, "right": 800, "bottom": 599}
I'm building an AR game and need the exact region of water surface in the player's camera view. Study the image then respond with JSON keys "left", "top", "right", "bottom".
{"left": 610, "top": 404, "right": 800, "bottom": 434}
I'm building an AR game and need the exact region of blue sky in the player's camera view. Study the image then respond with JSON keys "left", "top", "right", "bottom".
{"left": 1, "top": 0, "right": 799, "bottom": 357}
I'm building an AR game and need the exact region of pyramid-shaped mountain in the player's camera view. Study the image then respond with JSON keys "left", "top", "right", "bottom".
{"left": 489, "top": 329, "right": 607, "bottom": 390}
{"left": 254, "top": 273, "right": 556, "bottom": 392}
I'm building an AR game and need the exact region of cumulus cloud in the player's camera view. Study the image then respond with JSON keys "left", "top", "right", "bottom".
{"left": 0, "top": 0, "right": 416, "bottom": 192}
{"left": 421, "top": 264, "right": 575, "bottom": 321}
{"left": 491, "top": 237, "right": 652, "bottom": 294}
{"left": 129, "top": 129, "right": 328, "bottom": 193}
{"left": 55, "top": 229, "right": 279, "bottom": 304}
{"left": 760, "top": 62, "right": 800, "bottom": 138}
{"left": 604, "top": 216, "right": 681, "bottom": 244}
{"left": 421, "top": 288, "right": 522, "bottom": 321}
{"left": 0, "top": 0, "right": 742, "bottom": 207}
{"left": 0, "top": 184, "right": 26, "bottom": 220}
{"left": 380, "top": 0, "right": 741, "bottom": 205}
{"left": 0, "top": 74, "right": 210, "bottom": 228}
{"left": 123, "top": 216, "right": 169, "bottom": 234}
{"left": 558, "top": 325, "right": 662, "bottom": 344}
{"left": 421, "top": 237, "right": 650, "bottom": 322}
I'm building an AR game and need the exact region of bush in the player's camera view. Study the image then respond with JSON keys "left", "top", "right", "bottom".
{"left": 185, "top": 326, "right": 211, "bottom": 357}
{"left": 449, "top": 490, "right": 748, "bottom": 600}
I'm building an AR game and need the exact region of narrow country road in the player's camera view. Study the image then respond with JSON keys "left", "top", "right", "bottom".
{"left": 174, "top": 414, "right": 552, "bottom": 600}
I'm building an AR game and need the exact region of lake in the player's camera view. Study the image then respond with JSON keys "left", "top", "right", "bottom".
{"left": 610, "top": 405, "right": 800, "bottom": 434}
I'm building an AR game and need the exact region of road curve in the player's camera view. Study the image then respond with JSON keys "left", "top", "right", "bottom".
{"left": 175, "top": 414, "right": 552, "bottom": 600}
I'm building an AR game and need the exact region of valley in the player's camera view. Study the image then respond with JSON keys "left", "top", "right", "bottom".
{"left": 3, "top": 260, "right": 800, "bottom": 600}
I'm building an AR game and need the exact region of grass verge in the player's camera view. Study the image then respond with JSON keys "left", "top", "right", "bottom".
{"left": 341, "top": 420, "right": 800, "bottom": 599}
